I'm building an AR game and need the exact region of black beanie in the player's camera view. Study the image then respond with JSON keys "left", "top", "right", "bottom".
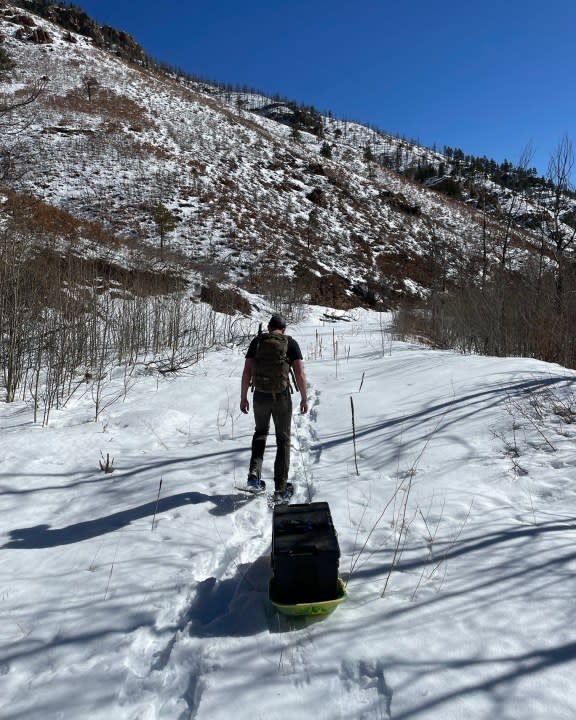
{"left": 268, "top": 313, "right": 287, "bottom": 330}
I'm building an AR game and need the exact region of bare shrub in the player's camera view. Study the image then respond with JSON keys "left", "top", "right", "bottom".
{"left": 393, "top": 263, "right": 576, "bottom": 370}
{"left": 257, "top": 274, "right": 309, "bottom": 324}
{"left": 0, "top": 219, "right": 252, "bottom": 422}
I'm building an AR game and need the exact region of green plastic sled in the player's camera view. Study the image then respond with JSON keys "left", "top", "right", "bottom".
{"left": 269, "top": 578, "right": 347, "bottom": 617}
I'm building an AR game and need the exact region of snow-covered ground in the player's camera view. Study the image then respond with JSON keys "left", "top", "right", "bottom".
{"left": 1, "top": 309, "right": 576, "bottom": 719}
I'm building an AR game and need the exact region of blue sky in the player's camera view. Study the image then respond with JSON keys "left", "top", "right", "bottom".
{"left": 77, "top": 0, "right": 576, "bottom": 179}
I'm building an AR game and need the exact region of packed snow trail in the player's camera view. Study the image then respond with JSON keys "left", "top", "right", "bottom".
{"left": 1, "top": 309, "right": 576, "bottom": 719}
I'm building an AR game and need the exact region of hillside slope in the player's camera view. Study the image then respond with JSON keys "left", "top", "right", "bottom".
{"left": 0, "top": 1, "right": 554, "bottom": 309}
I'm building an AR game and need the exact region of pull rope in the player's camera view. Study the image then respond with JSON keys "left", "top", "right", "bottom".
{"left": 293, "top": 418, "right": 312, "bottom": 503}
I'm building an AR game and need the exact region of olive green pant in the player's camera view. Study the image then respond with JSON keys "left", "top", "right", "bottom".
{"left": 248, "top": 390, "right": 292, "bottom": 491}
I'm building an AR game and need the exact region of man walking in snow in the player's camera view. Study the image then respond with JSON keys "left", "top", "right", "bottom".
{"left": 240, "top": 313, "right": 308, "bottom": 503}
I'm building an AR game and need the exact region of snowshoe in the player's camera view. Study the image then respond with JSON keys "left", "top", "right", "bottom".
{"left": 235, "top": 476, "right": 266, "bottom": 495}
{"left": 272, "top": 482, "right": 294, "bottom": 506}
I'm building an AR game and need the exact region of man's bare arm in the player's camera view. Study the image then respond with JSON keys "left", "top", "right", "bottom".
{"left": 292, "top": 359, "right": 308, "bottom": 413}
{"left": 240, "top": 358, "right": 253, "bottom": 413}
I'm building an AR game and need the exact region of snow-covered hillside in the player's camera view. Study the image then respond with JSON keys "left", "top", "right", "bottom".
{"left": 0, "top": 2, "right": 563, "bottom": 306}
{"left": 2, "top": 309, "right": 576, "bottom": 719}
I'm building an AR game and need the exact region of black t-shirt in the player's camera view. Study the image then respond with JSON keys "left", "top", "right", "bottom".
{"left": 246, "top": 334, "right": 303, "bottom": 365}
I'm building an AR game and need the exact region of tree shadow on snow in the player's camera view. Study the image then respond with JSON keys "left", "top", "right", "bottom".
{"left": 388, "top": 639, "right": 576, "bottom": 719}
{"left": 338, "top": 517, "right": 576, "bottom": 718}
{"left": 2, "top": 491, "right": 252, "bottom": 549}
{"left": 0, "top": 446, "right": 249, "bottom": 497}
{"left": 315, "top": 375, "right": 574, "bottom": 455}
{"left": 346, "top": 516, "right": 576, "bottom": 641}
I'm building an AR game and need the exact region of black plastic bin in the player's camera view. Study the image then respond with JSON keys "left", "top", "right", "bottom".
{"left": 272, "top": 502, "right": 340, "bottom": 604}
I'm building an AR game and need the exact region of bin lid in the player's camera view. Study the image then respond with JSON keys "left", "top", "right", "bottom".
{"left": 273, "top": 502, "right": 335, "bottom": 536}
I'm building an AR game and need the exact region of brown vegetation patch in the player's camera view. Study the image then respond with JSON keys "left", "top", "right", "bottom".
{"left": 309, "top": 273, "right": 356, "bottom": 310}
{"left": 200, "top": 282, "right": 251, "bottom": 315}
{"left": 2, "top": 192, "right": 122, "bottom": 247}
{"left": 3, "top": 191, "right": 83, "bottom": 238}
{"left": 376, "top": 249, "right": 436, "bottom": 289}
{"left": 20, "top": 245, "right": 184, "bottom": 302}
{"left": 47, "top": 87, "right": 151, "bottom": 129}
{"left": 0, "top": 193, "right": 191, "bottom": 289}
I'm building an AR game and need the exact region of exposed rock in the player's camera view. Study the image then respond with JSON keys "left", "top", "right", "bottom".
{"left": 6, "top": 12, "right": 36, "bottom": 26}
{"left": 307, "top": 187, "right": 327, "bottom": 207}
{"left": 15, "top": 24, "right": 51, "bottom": 43}
{"left": 30, "top": 26, "right": 50, "bottom": 43}
{"left": 12, "top": 1, "right": 147, "bottom": 62}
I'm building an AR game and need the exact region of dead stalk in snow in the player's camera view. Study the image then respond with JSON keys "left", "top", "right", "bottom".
{"left": 507, "top": 395, "right": 556, "bottom": 452}
{"left": 151, "top": 477, "right": 163, "bottom": 531}
{"left": 350, "top": 396, "right": 359, "bottom": 476}
{"left": 426, "top": 499, "right": 474, "bottom": 589}
{"left": 380, "top": 416, "right": 445, "bottom": 597}
{"left": 381, "top": 469, "right": 416, "bottom": 597}
{"left": 104, "top": 541, "right": 120, "bottom": 601}
{"left": 347, "top": 482, "right": 404, "bottom": 585}
{"left": 99, "top": 452, "right": 114, "bottom": 473}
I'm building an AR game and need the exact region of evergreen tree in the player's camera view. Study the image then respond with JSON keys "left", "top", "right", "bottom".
{"left": 307, "top": 208, "right": 320, "bottom": 249}
{"left": 290, "top": 125, "right": 302, "bottom": 143}
{"left": 363, "top": 145, "right": 375, "bottom": 163}
{"left": 153, "top": 204, "right": 177, "bottom": 253}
